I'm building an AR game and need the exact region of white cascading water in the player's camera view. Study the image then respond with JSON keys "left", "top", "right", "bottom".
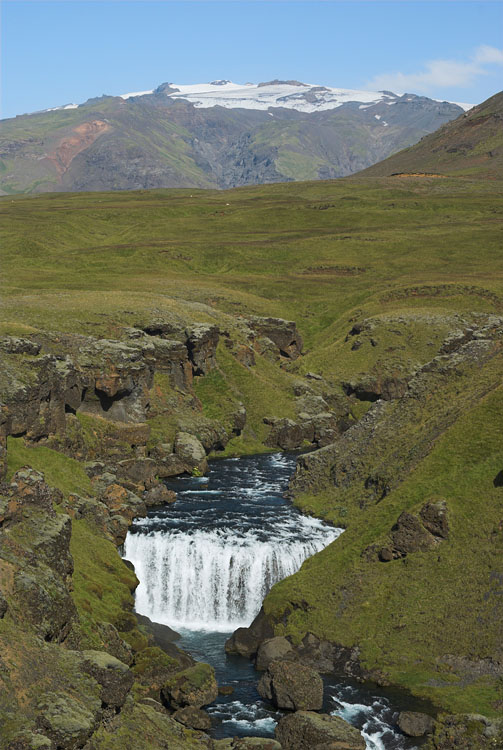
{"left": 124, "top": 522, "right": 340, "bottom": 631}
{"left": 123, "top": 452, "right": 341, "bottom": 631}
{"left": 124, "top": 454, "right": 412, "bottom": 750}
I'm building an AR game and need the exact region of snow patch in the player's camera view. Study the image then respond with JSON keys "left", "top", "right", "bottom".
{"left": 433, "top": 98, "right": 473, "bottom": 112}
{"left": 118, "top": 80, "right": 392, "bottom": 114}
{"left": 120, "top": 89, "right": 154, "bottom": 99}
{"left": 40, "top": 80, "right": 471, "bottom": 117}
{"left": 45, "top": 103, "right": 78, "bottom": 112}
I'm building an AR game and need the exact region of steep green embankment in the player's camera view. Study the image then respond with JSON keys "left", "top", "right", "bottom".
{"left": 266, "top": 348, "right": 503, "bottom": 715}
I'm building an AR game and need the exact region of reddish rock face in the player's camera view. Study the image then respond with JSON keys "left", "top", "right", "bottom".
{"left": 47, "top": 120, "right": 111, "bottom": 177}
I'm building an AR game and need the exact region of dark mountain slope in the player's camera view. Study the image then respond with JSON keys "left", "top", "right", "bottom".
{"left": 0, "top": 89, "right": 463, "bottom": 194}
{"left": 358, "top": 90, "right": 503, "bottom": 178}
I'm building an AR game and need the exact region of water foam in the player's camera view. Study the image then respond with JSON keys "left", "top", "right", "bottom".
{"left": 124, "top": 452, "right": 340, "bottom": 630}
{"left": 124, "top": 523, "right": 339, "bottom": 630}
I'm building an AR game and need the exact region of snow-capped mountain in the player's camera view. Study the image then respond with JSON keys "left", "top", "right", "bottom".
{"left": 119, "top": 79, "right": 473, "bottom": 113}
{"left": 50, "top": 79, "right": 473, "bottom": 116}
{"left": 120, "top": 79, "right": 402, "bottom": 113}
{"left": 1, "top": 79, "right": 469, "bottom": 194}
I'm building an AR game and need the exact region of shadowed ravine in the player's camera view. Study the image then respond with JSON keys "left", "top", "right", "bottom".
{"left": 124, "top": 453, "right": 421, "bottom": 749}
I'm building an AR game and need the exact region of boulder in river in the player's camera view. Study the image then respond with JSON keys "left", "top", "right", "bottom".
{"left": 173, "top": 431, "right": 209, "bottom": 475}
{"left": 225, "top": 607, "right": 275, "bottom": 658}
{"left": 172, "top": 705, "right": 212, "bottom": 730}
{"left": 397, "top": 710, "right": 436, "bottom": 737}
{"left": 143, "top": 484, "right": 177, "bottom": 507}
{"left": 257, "top": 660, "right": 323, "bottom": 711}
{"left": 275, "top": 710, "right": 366, "bottom": 749}
{"left": 255, "top": 636, "right": 296, "bottom": 671}
{"left": 161, "top": 662, "right": 218, "bottom": 709}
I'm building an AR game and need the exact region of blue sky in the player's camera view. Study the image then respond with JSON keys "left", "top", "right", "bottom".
{"left": 2, "top": 1, "right": 502, "bottom": 118}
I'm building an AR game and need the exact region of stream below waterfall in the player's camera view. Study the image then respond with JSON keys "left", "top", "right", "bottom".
{"left": 124, "top": 452, "right": 422, "bottom": 749}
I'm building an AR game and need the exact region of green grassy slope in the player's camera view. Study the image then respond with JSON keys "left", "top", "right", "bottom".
{"left": 266, "top": 369, "right": 503, "bottom": 715}
{"left": 2, "top": 166, "right": 503, "bottom": 719}
{"left": 359, "top": 90, "right": 503, "bottom": 178}
{"left": 1, "top": 176, "right": 502, "bottom": 347}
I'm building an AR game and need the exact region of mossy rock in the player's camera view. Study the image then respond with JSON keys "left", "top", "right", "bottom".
{"left": 162, "top": 662, "right": 218, "bottom": 709}
{"left": 275, "top": 710, "right": 366, "bottom": 749}
{"left": 85, "top": 701, "right": 212, "bottom": 749}
{"left": 257, "top": 660, "right": 323, "bottom": 711}
{"left": 36, "top": 691, "right": 101, "bottom": 749}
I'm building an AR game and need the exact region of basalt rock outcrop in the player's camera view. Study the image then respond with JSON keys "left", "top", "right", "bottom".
{"left": 257, "top": 659, "right": 324, "bottom": 711}
{"left": 247, "top": 317, "right": 303, "bottom": 361}
{"left": 0, "top": 311, "right": 314, "bottom": 486}
{"left": 289, "top": 318, "right": 503, "bottom": 503}
{"left": 0, "top": 469, "right": 76, "bottom": 642}
{"left": 264, "top": 376, "right": 351, "bottom": 451}
{"left": 0, "top": 319, "right": 225, "bottom": 483}
{"left": 275, "top": 710, "right": 366, "bottom": 750}
{"left": 372, "top": 500, "right": 450, "bottom": 562}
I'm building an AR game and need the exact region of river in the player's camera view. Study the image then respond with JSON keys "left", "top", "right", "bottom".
{"left": 124, "top": 452, "right": 420, "bottom": 749}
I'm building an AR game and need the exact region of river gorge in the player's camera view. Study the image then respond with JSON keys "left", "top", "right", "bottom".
{"left": 124, "top": 453, "right": 422, "bottom": 750}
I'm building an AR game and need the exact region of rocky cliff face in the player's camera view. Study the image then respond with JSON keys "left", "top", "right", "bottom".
{"left": 0, "top": 323, "right": 221, "bottom": 483}
{"left": 2, "top": 302, "right": 503, "bottom": 746}
{"left": 0, "top": 313, "right": 312, "bottom": 749}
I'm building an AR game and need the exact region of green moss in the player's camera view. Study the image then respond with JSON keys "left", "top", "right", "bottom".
{"left": 6, "top": 437, "right": 92, "bottom": 496}
{"left": 132, "top": 646, "right": 179, "bottom": 677}
{"left": 85, "top": 702, "right": 209, "bottom": 749}
{"left": 265, "top": 386, "right": 503, "bottom": 715}
{"left": 70, "top": 519, "right": 138, "bottom": 645}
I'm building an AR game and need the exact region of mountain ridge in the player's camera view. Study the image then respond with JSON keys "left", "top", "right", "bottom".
{"left": 20, "top": 79, "right": 474, "bottom": 118}
{"left": 0, "top": 80, "right": 466, "bottom": 194}
{"left": 358, "top": 89, "right": 503, "bottom": 178}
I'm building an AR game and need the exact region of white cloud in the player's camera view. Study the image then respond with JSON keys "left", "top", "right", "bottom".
{"left": 366, "top": 45, "right": 503, "bottom": 95}
{"left": 474, "top": 45, "right": 503, "bottom": 65}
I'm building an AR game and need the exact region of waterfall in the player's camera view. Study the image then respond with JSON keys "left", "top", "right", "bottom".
{"left": 124, "top": 452, "right": 341, "bottom": 632}
{"left": 124, "top": 522, "right": 341, "bottom": 631}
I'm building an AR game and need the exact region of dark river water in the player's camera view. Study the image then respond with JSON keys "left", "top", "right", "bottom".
{"left": 124, "top": 452, "right": 421, "bottom": 749}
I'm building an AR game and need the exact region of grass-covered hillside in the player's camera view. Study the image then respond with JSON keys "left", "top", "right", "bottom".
{"left": 360, "top": 90, "right": 503, "bottom": 179}
{"left": 1, "top": 143, "right": 503, "bottom": 746}
{"left": 2, "top": 174, "right": 502, "bottom": 345}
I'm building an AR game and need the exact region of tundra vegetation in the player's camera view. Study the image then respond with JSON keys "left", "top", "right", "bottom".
{"left": 0, "top": 94, "right": 502, "bottom": 748}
